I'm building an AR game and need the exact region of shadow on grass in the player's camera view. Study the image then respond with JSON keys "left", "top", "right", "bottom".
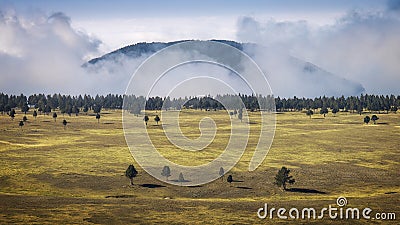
{"left": 232, "top": 180, "right": 244, "bottom": 183}
{"left": 105, "top": 194, "right": 136, "bottom": 198}
{"left": 140, "top": 183, "right": 166, "bottom": 188}
{"left": 188, "top": 185, "right": 203, "bottom": 188}
{"left": 237, "top": 186, "right": 252, "bottom": 190}
{"left": 170, "top": 179, "right": 191, "bottom": 183}
{"left": 246, "top": 121, "right": 258, "bottom": 125}
{"left": 288, "top": 188, "right": 327, "bottom": 194}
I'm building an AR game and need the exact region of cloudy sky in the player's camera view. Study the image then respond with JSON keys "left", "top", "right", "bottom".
{"left": 0, "top": 0, "right": 399, "bottom": 96}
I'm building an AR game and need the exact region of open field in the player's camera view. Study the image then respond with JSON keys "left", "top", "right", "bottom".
{"left": 0, "top": 109, "right": 399, "bottom": 224}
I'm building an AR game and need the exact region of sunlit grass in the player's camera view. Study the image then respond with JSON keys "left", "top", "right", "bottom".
{"left": 0, "top": 109, "right": 399, "bottom": 224}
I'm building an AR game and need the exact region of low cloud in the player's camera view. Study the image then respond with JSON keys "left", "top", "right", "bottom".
{"left": 0, "top": 9, "right": 105, "bottom": 95}
{"left": 236, "top": 3, "right": 400, "bottom": 96}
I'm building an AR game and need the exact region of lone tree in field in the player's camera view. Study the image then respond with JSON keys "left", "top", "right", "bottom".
{"left": 96, "top": 113, "right": 101, "bottom": 124}
{"left": 364, "top": 116, "right": 370, "bottom": 124}
{"left": 154, "top": 115, "right": 160, "bottom": 125}
{"left": 219, "top": 167, "right": 225, "bottom": 181}
{"left": 274, "top": 166, "right": 295, "bottom": 191}
{"left": 53, "top": 112, "right": 57, "bottom": 122}
{"left": 125, "top": 165, "right": 138, "bottom": 186}
{"left": 161, "top": 166, "right": 171, "bottom": 180}
{"left": 23, "top": 116, "right": 27, "bottom": 122}
{"left": 371, "top": 115, "right": 379, "bottom": 124}
{"left": 320, "top": 107, "right": 328, "bottom": 117}
{"left": 238, "top": 108, "right": 243, "bottom": 122}
{"left": 144, "top": 115, "right": 149, "bottom": 126}
{"left": 9, "top": 109, "right": 16, "bottom": 120}
{"left": 306, "top": 109, "right": 313, "bottom": 118}
{"left": 19, "top": 121, "right": 24, "bottom": 130}
{"left": 178, "top": 172, "right": 185, "bottom": 185}
{"left": 227, "top": 175, "right": 233, "bottom": 185}
{"left": 33, "top": 110, "right": 37, "bottom": 120}
{"left": 62, "top": 119, "right": 67, "bottom": 129}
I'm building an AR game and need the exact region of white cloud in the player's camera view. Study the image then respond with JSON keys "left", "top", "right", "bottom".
{"left": 236, "top": 8, "right": 400, "bottom": 95}
{"left": 73, "top": 16, "right": 237, "bottom": 52}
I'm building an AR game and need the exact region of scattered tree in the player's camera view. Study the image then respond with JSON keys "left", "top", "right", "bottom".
{"left": 9, "top": 109, "right": 16, "bottom": 120}
{"left": 371, "top": 115, "right": 379, "bottom": 124}
{"left": 227, "top": 175, "right": 233, "bottom": 185}
{"left": 274, "top": 166, "right": 295, "bottom": 191}
{"left": 161, "top": 166, "right": 171, "bottom": 180}
{"left": 23, "top": 116, "right": 27, "bottom": 122}
{"left": 364, "top": 116, "right": 371, "bottom": 124}
{"left": 96, "top": 113, "right": 101, "bottom": 123}
{"left": 62, "top": 119, "right": 67, "bottom": 129}
{"left": 219, "top": 167, "right": 225, "bottom": 181}
{"left": 19, "top": 121, "right": 24, "bottom": 130}
{"left": 178, "top": 172, "right": 185, "bottom": 185}
{"left": 306, "top": 109, "right": 313, "bottom": 118}
{"left": 238, "top": 108, "right": 243, "bottom": 122}
{"left": 125, "top": 164, "right": 138, "bottom": 186}
{"left": 33, "top": 110, "right": 37, "bottom": 120}
{"left": 320, "top": 107, "right": 328, "bottom": 117}
{"left": 52, "top": 112, "right": 57, "bottom": 122}
{"left": 144, "top": 115, "right": 149, "bottom": 126}
{"left": 154, "top": 115, "right": 160, "bottom": 125}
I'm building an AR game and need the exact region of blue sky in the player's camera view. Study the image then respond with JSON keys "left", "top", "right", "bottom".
{"left": 0, "top": 0, "right": 399, "bottom": 96}
{"left": 7, "top": 0, "right": 385, "bottom": 18}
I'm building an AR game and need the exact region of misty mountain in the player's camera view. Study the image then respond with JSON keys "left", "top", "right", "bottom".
{"left": 85, "top": 40, "right": 365, "bottom": 97}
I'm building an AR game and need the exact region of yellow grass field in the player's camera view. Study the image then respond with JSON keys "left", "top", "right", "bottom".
{"left": 0, "top": 109, "right": 399, "bottom": 224}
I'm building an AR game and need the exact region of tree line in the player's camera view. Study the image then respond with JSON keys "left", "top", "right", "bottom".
{"left": 0, "top": 93, "right": 399, "bottom": 114}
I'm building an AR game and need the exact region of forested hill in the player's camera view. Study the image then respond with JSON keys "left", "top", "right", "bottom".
{"left": 86, "top": 40, "right": 243, "bottom": 65}
{"left": 84, "top": 40, "right": 365, "bottom": 97}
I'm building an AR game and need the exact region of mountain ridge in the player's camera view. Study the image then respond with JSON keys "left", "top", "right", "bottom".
{"left": 85, "top": 40, "right": 365, "bottom": 97}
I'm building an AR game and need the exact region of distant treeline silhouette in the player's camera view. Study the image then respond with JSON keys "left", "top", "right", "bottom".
{"left": 0, "top": 93, "right": 398, "bottom": 114}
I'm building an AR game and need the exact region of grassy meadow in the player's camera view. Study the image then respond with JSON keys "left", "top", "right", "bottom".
{"left": 0, "top": 109, "right": 399, "bottom": 224}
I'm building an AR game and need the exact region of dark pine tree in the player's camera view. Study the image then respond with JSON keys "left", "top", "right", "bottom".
{"left": 371, "top": 115, "right": 379, "bottom": 124}
{"left": 154, "top": 115, "right": 160, "bottom": 125}
{"left": 53, "top": 112, "right": 57, "bottom": 122}
{"left": 96, "top": 113, "right": 101, "bottom": 124}
{"left": 125, "top": 165, "right": 138, "bottom": 185}
{"left": 161, "top": 166, "right": 171, "bottom": 181}
{"left": 274, "top": 166, "right": 295, "bottom": 191}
